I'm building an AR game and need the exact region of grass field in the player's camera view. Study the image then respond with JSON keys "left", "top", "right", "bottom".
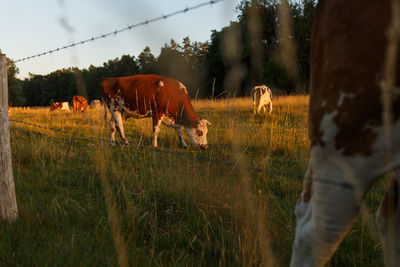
{"left": 1, "top": 96, "right": 387, "bottom": 266}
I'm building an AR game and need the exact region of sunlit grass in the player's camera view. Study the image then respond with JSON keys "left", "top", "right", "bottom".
{"left": 2, "top": 96, "right": 385, "bottom": 266}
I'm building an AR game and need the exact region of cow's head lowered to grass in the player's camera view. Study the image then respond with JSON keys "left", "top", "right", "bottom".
{"left": 186, "top": 119, "right": 211, "bottom": 150}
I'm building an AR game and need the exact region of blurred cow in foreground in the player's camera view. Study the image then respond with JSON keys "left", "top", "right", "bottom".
{"left": 49, "top": 102, "right": 69, "bottom": 111}
{"left": 101, "top": 74, "right": 211, "bottom": 149}
{"left": 291, "top": 0, "right": 400, "bottom": 266}
{"left": 251, "top": 85, "right": 272, "bottom": 114}
{"left": 72, "top": 95, "right": 88, "bottom": 112}
{"left": 90, "top": 99, "right": 101, "bottom": 108}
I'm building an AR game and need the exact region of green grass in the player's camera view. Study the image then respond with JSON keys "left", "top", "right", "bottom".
{"left": 1, "top": 96, "right": 386, "bottom": 266}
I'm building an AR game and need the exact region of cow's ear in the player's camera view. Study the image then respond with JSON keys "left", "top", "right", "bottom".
{"left": 199, "top": 119, "right": 211, "bottom": 126}
{"left": 203, "top": 119, "right": 211, "bottom": 126}
{"left": 155, "top": 79, "right": 164, "bottom": 87}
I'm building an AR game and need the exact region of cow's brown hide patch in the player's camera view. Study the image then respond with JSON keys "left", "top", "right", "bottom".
{"left": 309, "top": 0, "right": 400, "bottom": 156}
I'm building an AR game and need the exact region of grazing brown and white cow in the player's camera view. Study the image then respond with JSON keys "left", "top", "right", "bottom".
{"left": 72, "top": 95, "right": 88, "bottom": 112}
{"left": 49, "top": 101, "right": 69, "bottom": 111}
{"left": 291, "top": 0, "right": 400, "bottom": 266}
{"left": 101, "top": 74, "right": 211, "bottom": 149}
{"left": 251, "top": 85, "right": 272, "bottom": 114}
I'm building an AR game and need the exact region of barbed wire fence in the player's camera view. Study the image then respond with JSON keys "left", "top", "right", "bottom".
{"left": 9, "top": 0, "right": 223, "bottom": 64}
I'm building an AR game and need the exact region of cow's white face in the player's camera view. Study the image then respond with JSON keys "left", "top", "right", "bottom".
{"left": 185, "top": 119, "right": 211, "bottom": 150}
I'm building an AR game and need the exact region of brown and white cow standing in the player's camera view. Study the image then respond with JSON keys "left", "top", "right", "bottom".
{"left": 49, "top": 101, "right": 69, "bottom": 111}
{"left": 291, "top": 0, "right": 400, "bottom": 266}
{"left": 72, "top": 95, "right": 88, "bottom": 112}
{"left": 251, "top": 85, "right": 273, "bottom": 114}
{"left": 101, "top": 74, "right": 211, "bottom": 149}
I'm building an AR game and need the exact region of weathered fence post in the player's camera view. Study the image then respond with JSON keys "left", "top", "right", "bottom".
{"left": 0, "top": 53, "right": 18, "bottom": 222}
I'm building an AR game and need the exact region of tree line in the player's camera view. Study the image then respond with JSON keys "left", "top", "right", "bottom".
{"left": 7, "top": 0, "right": 317, "bottom": 107}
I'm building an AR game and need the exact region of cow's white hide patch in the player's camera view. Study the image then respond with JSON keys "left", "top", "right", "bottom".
{"left": 61, "top": 102, "right": 69, "bottom": 111}
{"left": 319, "top": 110, "right": 339, "bottom": 147}
{"left": 152, "top": 115, "right": 164, "bottom": 147}
{"left": 179, "top": 82, "right": 188, "bottom": 94}
{"left": 156, "top": 80, "right": 164, "bottom": 87}
{"left": 315, "top": 111, "right": 400, "bottom": 191}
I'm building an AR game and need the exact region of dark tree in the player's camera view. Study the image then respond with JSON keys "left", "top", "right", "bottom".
{"left": 17, "top": 0, "right": 317, "bottom": 106}
{"left": 138, "top": 46, "right": 157, "bottom": 74}
{"left": 6, "top": 58, "right": 25, "bottom": 106}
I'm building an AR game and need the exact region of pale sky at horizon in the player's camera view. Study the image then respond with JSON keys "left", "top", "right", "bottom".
{"left": 0, "top": 0, "right": 242, "bottom": 79}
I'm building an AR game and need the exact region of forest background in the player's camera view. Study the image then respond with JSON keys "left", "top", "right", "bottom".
{"left": 6, "top": 0, "right": 317, "bottom": 107}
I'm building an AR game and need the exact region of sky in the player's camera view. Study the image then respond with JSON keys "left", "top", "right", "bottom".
{"left": 0, "top": 0, "right": 242, "bottom": 79}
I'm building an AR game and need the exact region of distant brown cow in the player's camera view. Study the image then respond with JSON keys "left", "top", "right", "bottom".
{"left": 49, "top": 102, "right": 69, "bottom": 111}
{"left": 101, "top": 74, "right": 211, "bottom": 149}
{"left": 290, "top": 0, "right": 400, "bottom": 266}
{"left": 72, "top": 95, "right": 88, "bottom": 112}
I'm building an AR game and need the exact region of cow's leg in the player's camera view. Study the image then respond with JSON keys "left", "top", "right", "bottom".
{"left": 152, "top": 115, "right": 163, "bottom": 148}
{"left": 257, "top": 102, "right": 263, "bottom": 114}
{"left": 291, "top": 160, "right": 365, "bottom": 267}
{"left": 109, "top": 117, "right": 117, "bottom": 146}
{"left": 176, "top": 127, "right": 188, "bottom": 148}
{"left": 261, "top": 104, "right": 267, "bottom": 114}
{"left": 268, "top": 101, "right": 273, "bottom": 114}
{"left": 376, "top": 170, "right": 400, "bottom": 267}
{"left": 113, "top": 110, "right": 129, "bottom": 145}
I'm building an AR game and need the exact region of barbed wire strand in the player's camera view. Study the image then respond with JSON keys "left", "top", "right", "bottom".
{"left": 11, "top": 0, "right": 223, "bottom": 64}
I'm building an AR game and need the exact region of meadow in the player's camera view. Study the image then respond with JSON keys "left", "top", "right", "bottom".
{"left": 1, "top": 96, "right": 387, "bottom": 266}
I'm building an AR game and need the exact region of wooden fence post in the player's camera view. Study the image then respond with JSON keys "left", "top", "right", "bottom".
{"left": 0, "top": 53, "right": 18, "bottom": 222}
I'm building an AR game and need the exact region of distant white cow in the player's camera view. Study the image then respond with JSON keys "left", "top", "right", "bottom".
{"left": 90, "top": 100, "right": 101, "bottom": 108}
{"left": 251, "top": 85, "right": 272, "bottom": 114}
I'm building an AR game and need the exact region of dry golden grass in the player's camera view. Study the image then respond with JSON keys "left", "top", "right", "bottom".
{"left": 3, "top": 96, "right": 385, "bottom": 266}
